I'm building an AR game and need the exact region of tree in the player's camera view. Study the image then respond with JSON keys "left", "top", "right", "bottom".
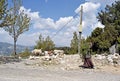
{"left": 35, "top": 34, "right": 55, "bottom": 51}
{"left": 98, "top": 1, "right": 120, "bottom": 36}
{"left": 98, "top": 39, "right": 110, "bottom": 53}
{"left": 91, "top": 27, "right": 103, "bottom": 37}
{"left": 0, "top": 0, "right": 13, "bottom": 27}
{"left": 87, "top": 1, "right": 120, "bottom": 54}
{"left": 87, "top": 27, "right": 102, "bottom": 53}
{"left": 70, "top": 32, "right": 78, "bottom": 54}
{"left": 44, "top": 36, "right": 55, "bottom": 51}
{"left": 34, "top": 34, "right": 44, "bottom": 49}
{"left": 117, "top": 37, "right": 120, "bottom": 54}
{"left": 4, "top": 0, "right": 30, "bottom": 55}
{"left": 80, "top": 38, "right": 90, "bottom": 55}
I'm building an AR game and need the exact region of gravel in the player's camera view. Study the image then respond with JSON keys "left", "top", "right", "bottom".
{"left": 0, "top": 55, "right": 120, "bottom": 81}
{"left": 0, "top": 66, "right": 120, "bottom": 81}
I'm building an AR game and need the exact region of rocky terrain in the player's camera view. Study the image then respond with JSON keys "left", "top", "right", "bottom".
{"left": 0, "top": 54, "right": 120, "bottom": 81}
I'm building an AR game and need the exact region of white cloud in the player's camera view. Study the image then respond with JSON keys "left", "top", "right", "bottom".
{"left": 20, "top": 6, "right": 77, "bottom": 30}
{"left": 75, "top": 2, "right": 101, "bottom": 29}
{"left": 85, "top": 0, "right": 119, "bottom": 6}
{"left": 20, "top": 6, "right": 56, "bottom": 29}
{"left": 75, "top": 2, "right": 100, "bottom": 13}
{"left": 74, "top": 2, "right": 105, "bottom": 38}
{"left": 17, "top": 32, "right": 40, "bottom": 46}
{"left": 20, "top": 6, "right": 40, "bottom": 20}
{"left": 0, "top": 29, "right": 13, "bottom": 43}
{"left": 19, "top": 6, "right": 79, "bottom": 46}
{"left": 56, "top": 17, "right": 73, "bottom": 28}
{"left": 0, "top": 1, "right": 106, "bottom": 46}
{"left": 32, "top": 18, "right": 56, "bottom": 29}
{"left": 93, "top": 21, "right": 105, "bottom": 29}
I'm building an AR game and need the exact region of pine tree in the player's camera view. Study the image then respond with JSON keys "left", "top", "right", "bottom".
{"left": 35, "top": 34, "right": 55, "bottom": 51}
{"left": 88, "top": 1, "right": 120, "bottom": 53}
{"left": 70, "top": 32, "right": 78, "bottom": 54}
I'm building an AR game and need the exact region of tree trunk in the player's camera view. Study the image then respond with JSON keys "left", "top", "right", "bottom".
{"left": 14, "top": 37, "right": 17, "bottom": 55}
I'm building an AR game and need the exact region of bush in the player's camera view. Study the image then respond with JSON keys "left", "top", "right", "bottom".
{"left": 19, "top": 48, "right": 31, "bottom": 59}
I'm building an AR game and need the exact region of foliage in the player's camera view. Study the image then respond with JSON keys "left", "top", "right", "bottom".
{"left": 69, "top": 1, "right": 120, "bottom": 55}
{"left": 80, "top": 38, "right": 90, "bottom": 55}
{"left": 70, "top": 32, "right": 78, "bottom": 54}
{"left": 97, "top": 1, "right": 120, "bottom": 36}
{"left": 91, "top": 27, "right": 103, "bottom": 37}
{"left": 19, "top": 48, "right": 31, "bottom": 58}
{"left": 0, "top": 0, "right": 13, "bottom": 27}
{"left": 87, "top": 1, "right": 120, "bottom": 54}
{"left": 98, "top": 1, "right": 120, "bottom": 25}
{"left": 3, "top": 0, "right": 30, "bottom": 55}
{"left": 117, "top": 37, "right": 120, "bottom": 53}
{"left": 34, "top": 34, "right": 55, "bottom": 51}
{"left": 45, "top": 36, "right": 55, "bottom": 50}
{"left": 69, "top": 31, "right": 91, "bottom": 56}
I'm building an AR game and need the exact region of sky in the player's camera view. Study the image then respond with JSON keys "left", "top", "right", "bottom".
{"left": 0, "top": 0, "right": 119, "bottom": 47}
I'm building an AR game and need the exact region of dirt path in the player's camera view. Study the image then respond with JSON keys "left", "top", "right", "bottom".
{"left": 0, "top": 62, "right": 120, "bottom": 81}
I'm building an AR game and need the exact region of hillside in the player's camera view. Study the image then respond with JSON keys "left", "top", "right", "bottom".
{"left": 0, "top": 42, "right": 34, "bottom": 56}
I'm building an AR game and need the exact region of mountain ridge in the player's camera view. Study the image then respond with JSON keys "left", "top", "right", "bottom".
{"left": 0, "top": 42, "right": 34, "bottom": 56}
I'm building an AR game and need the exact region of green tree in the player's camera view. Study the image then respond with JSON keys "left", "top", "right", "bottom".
{"left": 0, "top": 0, "right": 13, "bottom": 27}
{"left": 3, "top": 0, "right": 30, "bottom": 55}
{"left": 44, "top": 36, "right": 55, "bottom": 51}
{"left": 88, "top": 27, "right": 103, "bottom": 53}
{"left": 91, "top": 27, "right": 103, "bottom": 37}
{"left": 88, "top": 1, "right": 120, "bottom": 53}
{"left": 98, "top": 39, "right": 110, "bottom": 53}
{"left": 80, "top": 38, "right": 90, "bottom": 55}
{"left": 34, "top": 34, "right": 44, "bottom": 49}
{"left": 98, "top": 1, "right": 120, "bottom": 36}
{"left": 35, "top": 34, "right": 55, "bottom": 51}
{"left": 70, "top": 32, "right": 78, "bottom": 54}
{"left": 117, "top": 37, "right": 120, "bottom": 54}
{"left": 88, "top": 27, "right": 117, "bottom": 53}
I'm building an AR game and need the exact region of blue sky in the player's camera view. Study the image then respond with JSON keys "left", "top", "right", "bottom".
{"left": 23, "top": 0, "right": 84, "bottom": 20}
{"left": 0, "top": 0, "right": 119, "bottom": 46}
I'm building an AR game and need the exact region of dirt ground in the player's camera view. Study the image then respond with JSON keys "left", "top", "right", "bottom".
{"left": 0, "top": 54, "right": 120, "bottom": 81}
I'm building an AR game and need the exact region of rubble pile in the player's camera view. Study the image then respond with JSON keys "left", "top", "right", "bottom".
{"left": 24, "top": 51, "right": 120, "bottom": 71}
{"left": 94, "top": 53, "right": 120, "bottom": 66}
{"left": 27, "top": 54, "right": 81, "bottom": 70}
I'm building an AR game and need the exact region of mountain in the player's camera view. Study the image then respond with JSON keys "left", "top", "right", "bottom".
{"left": 0, "top": 42, "right": 34, "bottom": 56}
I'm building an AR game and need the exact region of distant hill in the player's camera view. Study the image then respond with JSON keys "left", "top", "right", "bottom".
{"left": 0, "top": 42, "right": 34, "bottom": 56}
